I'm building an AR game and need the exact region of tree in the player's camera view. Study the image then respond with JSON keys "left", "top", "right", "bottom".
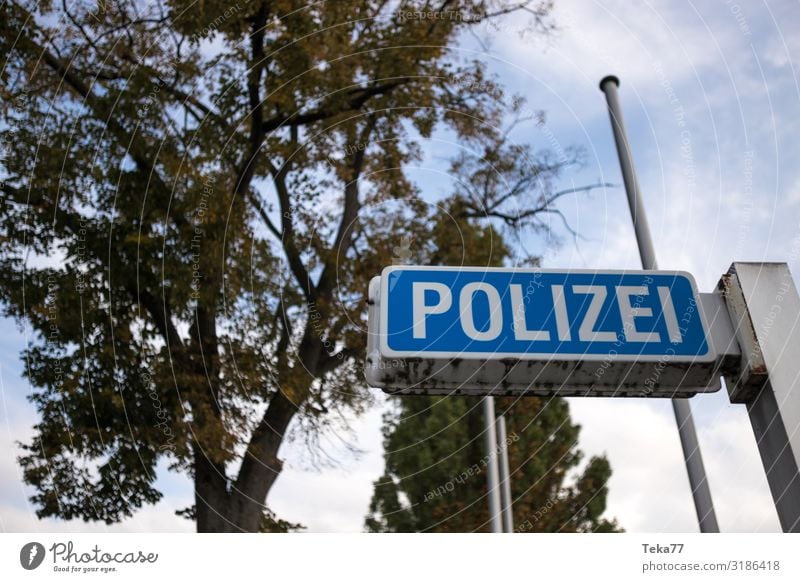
{"left": 365, "top": 213, "right": 620, "bottom": 533}
{"left": 0, "top": 0, "right": 592, "bottom": 532}
{"left": 366, "top": 396, "right": 620, "bottom": 532}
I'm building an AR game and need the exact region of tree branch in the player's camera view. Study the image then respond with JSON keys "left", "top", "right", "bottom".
{"left": 316, "top": 114, "right": 377, "bottom": 299}
{"left": 461, "top": 182, "right": 616, "bottom": 225}
{"left": 233, "top": 1, "right": 269, "bottom": 197}
{"left": 261, "top": 79, "right": 407, "bottom": 134}
{"left": 21, "top": 25, "right": 176, "bottom": 212}
{"left": 266, "top": 159, "right": 316, "bottom": 301}
{"left": 125, "top": 284, "right": 184, "bottom": 349}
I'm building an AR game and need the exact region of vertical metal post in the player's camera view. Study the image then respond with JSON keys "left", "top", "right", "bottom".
{"left": 599, "top": 75, "right": 658, "bottom": 270}
{"left": 482, "top": 396, "right": 503, "bottom": 533}
{"left": 721, "top": 263, "right": 800, "bottom": 532}
{"left": 599, "top": 75, "right": 720, "bottom": 533}
{"left": 497, "top": 414, "right": 515, "bottom": 532}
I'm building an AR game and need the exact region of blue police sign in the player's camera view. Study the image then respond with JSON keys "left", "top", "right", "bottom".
{"left": 366, "top": 267, "right": 726, "bottom": 396}
{"left": 381, "top": 266, "right": 709, "bottom": 360}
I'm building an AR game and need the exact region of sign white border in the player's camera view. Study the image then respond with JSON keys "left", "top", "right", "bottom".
{"left": 378, "top": 265, "right": 715, "bottom": 363}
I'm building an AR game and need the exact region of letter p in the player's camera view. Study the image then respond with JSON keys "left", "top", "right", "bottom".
{"left": 412, "top": 282, "right": 452, "bottom": 339}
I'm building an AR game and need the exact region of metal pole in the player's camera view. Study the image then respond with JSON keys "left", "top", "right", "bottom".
{"left": 599, "top": 76, "right": 657, "bottom": 270}
{"left": 599, "top": 75, "right": 720, "bottom": 533}
{"left": 497, "top": 415, "right": 515, "bottom": 532}
{"left": 482, "top": 396, "right": 503, "bottom": 533}
{"left": 720, "top": 263, "right": 800, "bottom": 532}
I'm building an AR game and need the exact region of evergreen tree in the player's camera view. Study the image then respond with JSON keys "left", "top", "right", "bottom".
{"left": 366, "top": 396, "right": 620, "bottom": 532}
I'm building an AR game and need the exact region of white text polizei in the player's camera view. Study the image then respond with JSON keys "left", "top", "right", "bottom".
{"left": 411, "top": 281, "right": 684, "bottom": 344}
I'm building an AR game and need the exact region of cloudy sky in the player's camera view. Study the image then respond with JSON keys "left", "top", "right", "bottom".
{"left": 2, "top": 0, "right": 798, "bottom": 532}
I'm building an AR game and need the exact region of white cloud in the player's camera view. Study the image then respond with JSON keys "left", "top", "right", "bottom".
{"left": 697, "top": 392, "right": 780, "bottom": 532}
{"left": 269, "top": 404, "right": 386, "bottom": 532}
{"left": 568, "top": 392, "right": 780, "bottom": 532}
{"left": 0, "top": 503, "right": 193, "bottom": 534}
{"left": 568, "top": 397, "right": 698, "bottom": 531}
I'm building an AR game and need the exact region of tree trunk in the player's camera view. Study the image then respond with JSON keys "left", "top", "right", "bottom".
{"left": 195, "top": 448, "right": 234, "bottom": 532}
{"left": 223, "top": 329, "right": 324, "bottom": 532}
{"left": 226, "top": 390, "right": 295, "bottom": 532}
